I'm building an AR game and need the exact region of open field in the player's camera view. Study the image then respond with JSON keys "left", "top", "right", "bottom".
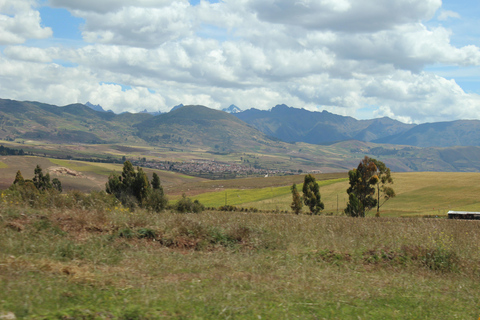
{"left": 0, "top": 156, "right": 207, "bottom": 193}
{"left": 1, "top": 205, "right": 479, "bottom": 319}
{"left": 1, "top": 156, "right": 480, "bottom": 217}
{"left": 178, "top": 172, "right": 480, "bottom": 217}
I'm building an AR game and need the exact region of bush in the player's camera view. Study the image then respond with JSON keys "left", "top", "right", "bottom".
{"left": 174, "top": 194, "right": 205, "bottom": 213}
{"left": 218, "top": 205, "right": 237, "bottom": 212}
{"left": 144, "top": 189, "right": 168, "bottom": 213}
{"left": 106, "top": 161, "right": 167, "bottom": 212}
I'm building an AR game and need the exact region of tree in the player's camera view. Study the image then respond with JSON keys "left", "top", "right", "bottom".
{"left": 33, "top": 165, "right": 52, "bottom": 191}
{"left": 13, "top": 170, "right": 24, "bottom": 185}
{"left": 8, "top": 165, "right": 63, "bottom": 207}
{"left": 345, "top": 156, "right": 394, "bottom": 217}
{"left": 106, "top": 161, "right": 167, "bottom": 212}
{"left": 151, "top": 172, "right": 161, "bottom": 190}
{"left": 302, "top": 174, "right": 324, "bottom": 215}
{"left": 52, "top": 178, "right": 62, "bottom": 193}
{"left": 174, "top": 193, "right": 204, "bottom": 213}
{"left": 133, "top": 167, "right": 149, "bottom": 206}
{"left": 370, "top": 159, "right": 396, "bottom": 217}
{"left": 344, "top": 193, "right": 363, "bottom": 217}
{"left": 290, "top": 183, "right": 303, "bottom": 214}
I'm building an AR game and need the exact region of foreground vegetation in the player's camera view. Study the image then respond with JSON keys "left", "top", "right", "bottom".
{"left": 1, "top": 198, "right": 480, "bottom": 319}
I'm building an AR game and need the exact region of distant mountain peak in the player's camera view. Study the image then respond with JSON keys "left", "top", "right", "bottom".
{"left": 85, "top": 101, "right": 114, "bottom": 113}
{"left": 140, "top": 109, "right": 163, "bottom": 116}
{"left": 222, "top": 104, "right": 242, "bottom": 114}
{"left": 170, "top": 104, "right": 184, "bottom": 112}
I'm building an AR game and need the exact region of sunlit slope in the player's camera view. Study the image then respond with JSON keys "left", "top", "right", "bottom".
{"left": 187, "top": 172, "right": 480, "bottom": 217}
{"left": 0, "top": 156, "right": 206, "bottom": 192}
{"left": 135, "top": 105, "right": 283, "bottom": 151}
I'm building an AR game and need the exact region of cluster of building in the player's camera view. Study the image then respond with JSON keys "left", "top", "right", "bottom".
{"left": 131, "top": 159, "right": 289, "bottom": 177}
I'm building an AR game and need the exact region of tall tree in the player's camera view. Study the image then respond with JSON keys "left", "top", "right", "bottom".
{"left": 106, "top": 161, "right": 167, "bottom": 212}
{"left": 345, "top": 156, "right": 394, "bottom": 217}
{"left": 13, "top": 170, "right": 24, "bottom": 185}
{"left": 290, "top": 183, "right": 303, "bottom": 215}
{"left": 32, "top": 165, "right": 52, "bottom": 191}
{"left": 133, "top": 167, "right": 149, "bottom": 205}
{"left": 151, "top": 172, "right": 161, "bottom": 190}
{"left": 371, "top": 159, "right": 396, "bottom": 217}
{"left": 302, "top": 174, "right": 324, "bottom": 215}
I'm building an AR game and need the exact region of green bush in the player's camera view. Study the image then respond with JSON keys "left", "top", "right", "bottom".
{"left": 174, "top": 194, "right": 205, "bottom": 213}
{"left": 106, "top": 161, "right": 167, "bottom": 212}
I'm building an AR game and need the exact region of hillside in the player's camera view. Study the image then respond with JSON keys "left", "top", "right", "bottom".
{"left": 134, "top": 105, "right": 283, "bottom": 152}
{"left": 234, "top": 104, "right": 415, "bottom": 144}
{"left": 0, "top": 99, "right": 149, "bottom": 144}
{"left": 4, "top": 98, "right": 480, "bottom": 173}
{"left": 374, "top": 120, "right": 480, "bottom": 147}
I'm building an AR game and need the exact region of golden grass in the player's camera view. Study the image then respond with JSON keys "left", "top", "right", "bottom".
{"left": 1, "top": 205, "right": 480, "bottom": 319}
{"left": 181, "top": 172, "right": 480, "bottom": 217}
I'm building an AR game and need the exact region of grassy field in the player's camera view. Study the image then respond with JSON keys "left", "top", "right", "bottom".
{"left": 179, "top": 172, "right": 480, "bottom": 217}
{"left": 186, "top": 178, "right": 347, "bottom": 208}
{"left": 1, "top": 204, "right": 479, "bottom": 319}
{"left": 1, "top": 156, "right": 479, "bottom": 217}
{"left": 0, "top": 156, "right": 207, "bottom": 193}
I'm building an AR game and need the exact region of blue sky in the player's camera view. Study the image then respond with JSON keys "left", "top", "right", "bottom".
{"left": 0, "top": 0, "right": 479, "bottom": 123}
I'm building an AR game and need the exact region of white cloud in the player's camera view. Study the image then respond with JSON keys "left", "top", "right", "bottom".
{"left": 0, "top": 0, "right": 52, "bottom": 44}
{"left": 4, "top": 46, "right": 54, "bottom": 62}
{"left": 79, "top": 2, "right": 192, "bottom": 47}
{"left": 244, "top": 0, "right": 441, "bottom": 32}
{"left": 438, "top": 10, "right": 461, "bottom": 21}
{"left": 48, "top": 0, "right": 182, "bottom": 14}
{"left": 0, "top": 0, "right": 479, "bottom": 124}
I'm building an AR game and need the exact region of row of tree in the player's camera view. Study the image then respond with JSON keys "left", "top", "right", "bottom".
{"left": 13, "top": 165, "right": 62, "bottom": 193}
{"left": 9, "top": 157, "right": 393, "bottom": 216}
{"left": 105, "top": 161, "right": 167, "bottom": 212}
{"left": 290, "top": 156, "right": 395, "bottom": 217}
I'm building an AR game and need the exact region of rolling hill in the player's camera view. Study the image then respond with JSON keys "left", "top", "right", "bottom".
{"left": 234, "top": 104, "right": 415, "bottom": 145}
{"left": 3, "top": 98, "right": 480, "bottom": 173}
{"left": 0, "top": 99, "right": 150, "bottom": 144}
{"left": 134, "top": 105, "right": 283, "bottom": 152}
{"left": 373, "top": 120, "right": 480, "bottom": 147}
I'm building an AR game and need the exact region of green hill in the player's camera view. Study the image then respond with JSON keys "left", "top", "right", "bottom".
{"left": 135, "top": 105, "right": 282, "bottom": 152}
{"left": 0, "top": 99, "right": 150, "bottom": 144}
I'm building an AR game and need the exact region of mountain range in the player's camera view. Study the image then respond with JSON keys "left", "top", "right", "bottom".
{"left": 3, "top": 98, "right": 480, "bottom": 172}
{"left": 233, "top": 104, "right": 480, "bottom": 148}
{"left": 3, "top": 98, "right": 480, "bottom": 149}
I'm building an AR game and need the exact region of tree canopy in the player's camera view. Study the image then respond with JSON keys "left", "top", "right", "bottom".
{"left": 290, "top": 183, "right": 303, "bottom": 215}
{"left": 302, "top": 174, "right": 324, "bottom": 215}
{"left": 345, "top": 156, "right": 395, "bottom": 217}
{"left": 106, "top": 161, "right": 167, "bottom": 212}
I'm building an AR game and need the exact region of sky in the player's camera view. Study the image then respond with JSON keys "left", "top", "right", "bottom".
{"left": 0, "top": 0, "right": 479, "bottom": 123}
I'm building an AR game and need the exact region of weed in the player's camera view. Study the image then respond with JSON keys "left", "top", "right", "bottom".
{"left": 32, "top": 217, "right": 66, "bottom": 236}
{"left": 137, "top": 228, "right": 157, "bottom": 240}
{"left": 423, "top": 247, "right": 459, "bottom": 272}
{"left": 118, "top": 228, "right": 135, "bottom": 239}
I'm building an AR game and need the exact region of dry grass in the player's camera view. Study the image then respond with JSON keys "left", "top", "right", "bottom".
{"left": 1, "top": 202, "right": 480, "bottom": 319}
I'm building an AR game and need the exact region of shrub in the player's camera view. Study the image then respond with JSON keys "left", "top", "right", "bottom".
{"left": 174, "top": 194, "right": 204, "bottom": 213}
{"left": 218, "top": 205, "right": 237, "bottom": 212}
{"left": 137, "top": 228, "right": 157, "bottom": 239}
{"left": 106, "top": 161, "right": 167, "bottom": 212}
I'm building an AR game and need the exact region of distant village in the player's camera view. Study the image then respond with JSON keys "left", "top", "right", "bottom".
{"left": 130, "top": 158, "right": 293, "bottom": 179}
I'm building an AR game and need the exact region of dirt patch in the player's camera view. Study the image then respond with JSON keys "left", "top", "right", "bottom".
{"left": 49, "top": 166, "right": 84, "bottom": 178}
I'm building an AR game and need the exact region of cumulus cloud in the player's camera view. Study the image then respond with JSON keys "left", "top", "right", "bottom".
{"left": 244, "top": 0, "right": 441, "bottom": 32}
{"left": 0, "top": 0, "right": 479, "bottom": 124}
{"left": 79, "top": 3, "right": 192, "bottom": 47}
{"left": 4, "top": 46, "right": 54, "bottom": 62}
{"left": 0, "top": 0, "right": 52, "bottom": 44}
{"left": 48, "top": 0, "right": 181, "bottom": 14}
{"left": 438, "top": 10, "right": 461, "bottom": 21}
